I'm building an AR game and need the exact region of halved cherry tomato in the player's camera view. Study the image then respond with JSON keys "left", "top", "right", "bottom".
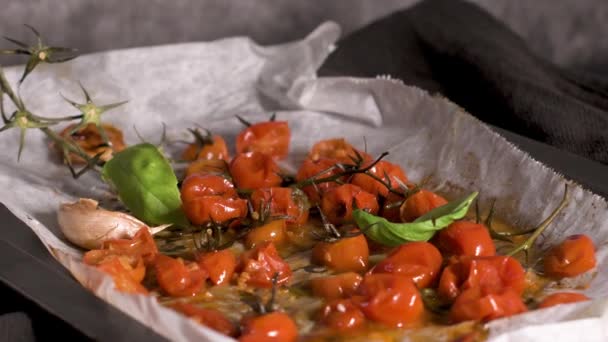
{"left": 245, "top": 219, "right": 288, "bottom": 249}
{"left": 250, "top": 187, "right": 310, "bottom": 225}
{"left": 83, "top": 227, "right": 158, "bottom": 265}
{"left": 538, "top": 292, "right": 590, "bottom": 309}
{"left": 399, "top": 190, "right": 447, "bottom": 222}
{"left": 171, "top": 302, "right": 237, "bottom": 337}
{"left": 438, "top": 256, "right": 525, "bottom": 302}
{"left": 182, "top": 195, "right": 248, "bottom": 225}
{"left": 237, "top": 242, "right": 292, "bottom": 288}
{"left": 154, "top": 254, "right": 207, "bottom": 297}
{"left": 236, "top": 121, "right": 290, "bottom": 159}
{"left": 308, "top": 138, "right": 370, "bottom": 163}
{"left": 436, "top": 221, "right": 496, "bottom": 257}
{"left": 543, "top": 234, "right": 597, "bottom": 279}
{"left": 239, "top": 311, "right": 297, "bottom": 342}
{"left": 311, "top": 272, "right": 363, "bottom": 300}
{"left": 96, "top": 256, "right": 148, "bottom": 295}
{"left": 450, "top": 287, "right": 527, "bottom": 323}
{"left": 312, "top": 233, "right": 369, "bottom": 273}
{"left": 371, "top": 242, "right": 442, "bottom": 288}
{"left": 230, "top": 152, "right": 283, "bottom": 190}
{"left": 185, "top": 159, "right": 231, "bottom": 178}
{"left": 357, "top": 274, "right": 424, "bottom": 327}
{"left": 350, "top": 161, "right": 407, "bottom": 197}
{"left": 320, "top": 184, "right": 379, "bottom": 225}
{"left": 197, "top": 249, "right": 237, "bottom": 286}
{"left": 58, "top": 123, "right": 126, "bottom": 163}
{"left": 295, "top": 158, "right": 343, "bottom": 204}
{"left": 181, "top": 174, "right": 237, "bottom": 199}
{"left": 320, "top": 299, "right": 366, "bottom": 331}
{"left": 181, "top": 134, "right": 229, "bottom": 162}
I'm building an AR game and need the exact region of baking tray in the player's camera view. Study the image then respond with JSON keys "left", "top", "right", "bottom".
{"left": 0, "top": 126, "right": 606, "bottom": 340}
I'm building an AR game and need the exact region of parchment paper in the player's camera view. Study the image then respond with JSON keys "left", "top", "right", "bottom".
{"left": 0, "top": 22, "right": 606, "bottom": 341}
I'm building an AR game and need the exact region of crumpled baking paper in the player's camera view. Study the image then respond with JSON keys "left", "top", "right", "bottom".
{"left": 0, "top": 22, "right": 606, "bottom": 342}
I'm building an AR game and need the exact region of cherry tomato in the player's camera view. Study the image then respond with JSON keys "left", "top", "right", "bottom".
{"left": 58, "top": 123, "right": 126, "bottom": 163}
{"left": 350, "top": 161, "right": 407, "bottom": 198}
{"left": 543, "top": 234, "right": 597, "bottom": 279}
{"left": 182, "top": 195, "right": 248, "bottom": 225}
{"left": 380, "top": 192, "right": 405, "bottom": 222}
{"left": 230, "top": 152, "right": 283, "bottom": 190}
{"left": 181, "top": 174, "right": 237, "bottom": 199}
{"left": 438, "top": 256, "right": 525, "bottom": 302}
{"left": 437, "top": 221, "right": 496, "bottom": 257}
{"left": 320, "top": 184, "right": 379, "bottom": 225}
{"left": 239, "top": 311, "right": 298, "bottom": 342}
{"left": 236, "top": 121, "right": 290, "bottom": 159}
{"left": 237, "top": 242, "right": 292, "bottom": 288}
{"left": 154, "top": 254, "right": 207, "bottom": 297}
{"left": 295, "top": 157, "right": 343, "bottom": 204}
{"left": 83, "top": 227, "right": 159, "bottom": 265}
{"left": 357, "top": 274, "right": 424, "bottom": 328}
{"left": 308, "top": 138, "right": 370, "bottom": 163}
{"left": 312, "top": 233, "right": 369, "bottom": 273}
{"left": 311, "top": 272, "right": 363, "bottom": 300}
{"left": 371, "top": 242, "right": 442, "bottom": 288}
{"left": 320, "top": 299, "right": 366, "bottom": 331}
{"left": 399, "top": 190, "right": 447, "bottom": 222}
{"left": 197, "top": 249, "right": 237, "bottom": 286}
{"left": 185, "top": 159, "right": 231, "bottom": 178}
{"left": 171, "top": 302, "right": 237, "bottom": 336}
{"left": 96, "top": 256, "right": 149, "bottom": 295}
{"left": 245, "top": 219, "right": 288, "bottom": 249}
{"left": 181, "top": 134, "right": 229, "bottom": 162}
{"left": 450, "top": 287, "right": 527, "bottom": 323}
{"left": 250, "top": 187, "right": 310, "bottom": 225}
{"left": 538, "top": 292, "right": 590, "bottom": 309}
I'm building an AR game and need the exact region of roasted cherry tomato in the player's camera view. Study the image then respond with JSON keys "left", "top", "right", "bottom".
{"left": 183, "top": 196, "right": 248, "bottom": 225}
{"left": 237, "top": 242, "right": 292, "bottom": 288}
{"left": 197, "top": 249, "right": 237, "bottom": 286}
{"left": 239, "top": 312, "right": 298, "bottom": 342}
{"left": 96, "top": 256, "right": 148, "bottom": 294}
{"left": 436, "top": 221, "right": 496, "bottom": 257}
{"left": 438, "top": 256, "right": 525, "bottom": 302}
{"left": 185, "top": 159, "right": 231, "bottom": 178}
{"left": 154, "top": 254, "right": 207, "bottom": 297}
{"left": 399, "top": 190, "right": 447, "bottom": 222}
{"left": 350, "top": 161, "right": 407, "bottom": 198}
{"left": 181, "top": 133, "right": 229, "bottom": 162}
{"left": 312, "top": 233, "right": 369, "bottom": 273}
{"left": 245, "top": 219, "right": 288, "bottom": 249}
{"left": 295, "top": 157, "right": 343, "bottom": 204}
{"left": 320, "top": 184, "right": 379, "bottom": 225}
{"left": 308, "top": 138, "right": 370, "bottom": 163}
{"left": 371, "top": 242, "right": 442, "bottom": 288}
{"left": 250, "top": 187, "right": 310, "bottom": 225}
{"left": 320, "top": 299, "right": 366, "bottom": 331}
{"left": 58, "top": 123, "right": 126, "bottom": 163}
{"left": 311, "top": 272, "right": 363, "bottom": 300}
{"left": 83, "top": 227, "right": 159, "bottom": 265}
{"left": 171, "top": 302, "right": 237, "bottom": 337}
{"left": 236, "top": 120, "right": 290, "bottom": 159}
{"left": 357, "top": 274, "right": 424, "bottom": 328}
{"left": 181, "top": 174, "right": 238, "bottom": 199}
{"left": 538, "top": 292, "right": 590, "bottom": 309}
{"left": 450, "top": 287, "right": 527, "bottom": 323}
{"left": 230, "top": 152, "right": 283, "bottom": 190}
{"left": 543, "top": 234, "right": 597, "bottom": 279}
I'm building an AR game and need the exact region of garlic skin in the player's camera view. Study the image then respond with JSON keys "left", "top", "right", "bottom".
{"left": 58, "top": 198, "right": 170, "bottom": 250}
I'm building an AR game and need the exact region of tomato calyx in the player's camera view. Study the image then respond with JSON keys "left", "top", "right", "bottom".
{"left": 240, "top": 273, "right": 281, "bottom": 315}
{"left": 312, "top": 205, "right": 364, "bottom": 243}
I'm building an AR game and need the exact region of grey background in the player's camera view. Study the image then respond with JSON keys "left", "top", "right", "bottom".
{"left": 1, "top": 0, "right": 607, "bottom": 73}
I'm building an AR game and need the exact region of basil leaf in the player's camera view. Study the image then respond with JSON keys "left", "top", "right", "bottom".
{"left": 353, "top": 192, "right": 478, "bottom": 246}
{"left": 102, "top": 143, "right": 189, "bottom": 227}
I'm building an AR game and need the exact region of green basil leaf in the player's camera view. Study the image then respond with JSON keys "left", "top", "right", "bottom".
{"left": 102, "top": 143, "right": 189, "bottom": 227}
{"left": 353, "top": 192, "right": 478, "bottom": 246}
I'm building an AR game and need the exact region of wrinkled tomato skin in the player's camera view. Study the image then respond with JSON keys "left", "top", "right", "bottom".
{"left": 58, "top": 123, "right": 126, "bottom": 163}
{"left": 185, "top": 159, "right": 231, "bottom": 178}
{"left": 154, "top": 254, "right": 207, "bottom": 297}
{"left": 450, "top": 287, "right": 527, "bottom": 323}
{"left": 437, "top": 221, "right": 496, "bottom": 257}
{"left": 171, "top": 302, "right": 237, "bottom": 337}
{"left": 320, "top": 184, "right": 379, "bottom": 225}
{"left": 197, "top": 249, "right": 237, "bottom": 286}
{"left": 250, "top": 187, "right": 310, "bottom": 225}
{"left": 96, "top": 256, "right": 148, "bottom": 295}
{"left": 245, "top": 219, "right": 288, "bottom": 249}
{"left": 312, "top": 234, "right": 369, "bottom": 273}
{"left": 320, "top": 299, "right": 366, "bottom": 331}
{"left": 182, "top": 195, "right": 248, "bottom": 225}
{"left": 399, "top": 190, "right": 447, "bottom": 222}
{"left": 182, "top": 134, "right": 230, "bottom": 162}
{"left": 83, "top": 227, "right": 159, "bottom": 266}
{"left": 311, "top": 272, "right": 363, "bottom": 300}
{"left": 308, "top": 138, "right": 370, "bottom": 163}
{"left": 237, "top": 242, "right": 292, "bottom": 288}
{"left": 538, "top": 292, "right": 590, "bottom": 309}
{"left": 371, "top": 242, "right": 443, "bottom": 288}
{"left": 295, "top": 158, "right": 343, "bottom": 204}
{"left": 350, "top": 161, "right": 408, "bottom": 197}
{"left": 357, "top": 274, "right": 424, "bottom": 328}
{"left": 236, "top": 121, "right": 290, "bottom": 160}
{"left": 230, "top": 152, "right": 283, "bottom": 190}
{"left": 181, "top": 174, "right": 237, "bottom": 199}
{"left": 543, "top": 235, "right": 597, "bottom": 279}
{"left": 239, "top": 312, "right": 298, "bottom": 342}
